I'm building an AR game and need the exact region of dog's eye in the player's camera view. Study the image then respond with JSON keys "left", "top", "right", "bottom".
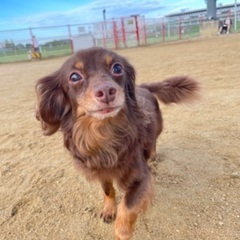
{"left": 112, "top": 63, "right": 123, "bottom": 76}
{"left": 69, "top": 72, "right": 82, "bottom": 82}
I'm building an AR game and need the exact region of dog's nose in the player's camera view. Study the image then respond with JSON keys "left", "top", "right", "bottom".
{"left": 94, "top": 83, "right": 117, "bottom": 104}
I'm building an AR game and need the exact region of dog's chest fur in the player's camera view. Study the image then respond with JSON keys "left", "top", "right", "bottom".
{"left": 70, "top": 110, "right": 140, "bottom": 170}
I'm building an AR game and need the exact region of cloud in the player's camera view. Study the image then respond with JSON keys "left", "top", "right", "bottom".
{"left": 2, "top": 0, "right": 167, "bottom": 29}
{"left": 1, "top": 0, "right": 224, "bottom": 30}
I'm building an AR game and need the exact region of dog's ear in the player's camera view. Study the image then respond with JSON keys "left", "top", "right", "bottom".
{"left": 124, "top": 61, "right": 137, "bottom": 102}
{"left": 35, "top": 70, "right": 71, "bottom": 135}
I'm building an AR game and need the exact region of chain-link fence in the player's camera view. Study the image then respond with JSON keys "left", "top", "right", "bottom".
{"left": 0, "top": 10, "right": 239, "bottom": 63}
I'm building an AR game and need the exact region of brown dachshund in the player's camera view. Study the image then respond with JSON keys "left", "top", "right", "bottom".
{"left": 35, "top": 47, "right": 200, "bottom": 240}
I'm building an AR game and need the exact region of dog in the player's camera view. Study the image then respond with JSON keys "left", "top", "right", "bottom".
{"left": 35, "top": 47, "right": 200, "bottom": 240}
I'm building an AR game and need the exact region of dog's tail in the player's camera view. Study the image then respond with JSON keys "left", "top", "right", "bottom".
{"left": 139, "top": 76, "right": 200, "bottom": 104}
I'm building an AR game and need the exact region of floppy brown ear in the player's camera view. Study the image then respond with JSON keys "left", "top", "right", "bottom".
{"left": 35, "top": 70, "right": 71, "bottom": 135}
{"left": 124, "top": 61, "right": 136, "bottom": 102}
{"left": 123, "top": 60, "right": 144, "bottom": 123}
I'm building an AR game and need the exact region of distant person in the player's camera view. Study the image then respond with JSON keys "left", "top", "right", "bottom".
{"left": 218, "top": 16, "right": 232, "bottom": 35}
{"left": 32, "top": 35, "right": 40, "bottom": 52}
{"left": 31, "top": 35, "right": 41, "bottom": 59}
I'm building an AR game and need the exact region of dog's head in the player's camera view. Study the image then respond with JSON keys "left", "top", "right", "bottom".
{"left": 35, "top": 47, "right": 136, "bottom": 135}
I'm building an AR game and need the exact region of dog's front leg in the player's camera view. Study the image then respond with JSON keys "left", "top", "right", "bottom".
{"left": 115, "top": 171, "right": 152, "bottom": 240}
{"left": 100, "top": 181, "right": 117, "bottom": 223}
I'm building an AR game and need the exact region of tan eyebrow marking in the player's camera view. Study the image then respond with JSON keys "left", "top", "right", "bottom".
{"left": 105, "top": 55, "right": 113, "bottom": 66}
{"left": 74, "top": 61, "right": 84, "bottom": 70}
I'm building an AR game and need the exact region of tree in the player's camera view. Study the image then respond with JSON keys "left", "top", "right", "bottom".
{"left": 5, "top": 39, "right": 15, "bottom": 49}
{"left": 26, "top": 43, "right": 33, "bottom": 49}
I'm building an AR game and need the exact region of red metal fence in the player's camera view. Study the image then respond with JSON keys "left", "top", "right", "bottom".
{"left": 0, "top": 11, "right": 239, "bottom": 63}
{"left": 89, "top": 16, "right": 147, "bottom": 49}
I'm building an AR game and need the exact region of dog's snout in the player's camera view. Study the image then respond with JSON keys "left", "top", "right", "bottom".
{"left": 94, "top": 83, "right": 117, "bottom": 104}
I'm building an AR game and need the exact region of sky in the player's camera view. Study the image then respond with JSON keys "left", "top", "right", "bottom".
{"left": 0, "top": 0, "right": 236, "bottom": 30}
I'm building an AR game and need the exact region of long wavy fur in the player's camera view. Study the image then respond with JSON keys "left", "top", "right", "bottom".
{"left": 140, "top": 76, "right": 200, "bottom": 104}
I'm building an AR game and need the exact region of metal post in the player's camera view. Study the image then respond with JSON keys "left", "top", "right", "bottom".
{"left": 103, "top": 9, "right": 107, "bottom": 38}
{"left": 179, "top": 17, "right": 182, "bottom": 40}
{"left": 103, "top": 9, "right": 106, "bottom": 22}
{"left": 121, "top": 18, "right": 126, "bottom": 48}
{"left": 134, "top": 15, "right": 140, "bottom": 46}
{"left": 112, "top": 19, "right": 119, "bottom": 49}
{"left": 142, "top": 16, "right": 147, "bottom": 45}
{"left": 167, "top": 21, "right": 170, "bottom": 39}
{"left": 162, "top": 18, "right": 165, "bottom": 42}
{"left": 101, "top": 22, "right": 107, "bottom": 48}
{"left": 29, "top": 28, "right": 34, "bottom": 51}
{"left": 68, "top": 25, "right": 73, "bottom": 54}
{"left": 234, "top": 0, "right": 237, "bottom": 31}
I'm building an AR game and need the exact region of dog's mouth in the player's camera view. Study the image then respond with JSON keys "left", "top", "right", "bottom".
{"left": 90, "top": 106, "right": 121, "bottom": 119}
{"left": 99, "top": 107, "right": 118, "bottom": 113}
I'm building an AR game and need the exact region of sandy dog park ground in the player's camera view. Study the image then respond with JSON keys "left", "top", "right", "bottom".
{"left": 0, "top": 34, "right": 240, "bottom": 240}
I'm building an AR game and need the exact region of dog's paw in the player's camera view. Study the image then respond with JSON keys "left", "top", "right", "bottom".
{"left": 100, "top": 208, "right": 116, "bottom": 223}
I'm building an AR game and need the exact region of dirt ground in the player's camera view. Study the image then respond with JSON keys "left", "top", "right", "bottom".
{"left": 0, "top": 34, "right": 240, "bottom": 240}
